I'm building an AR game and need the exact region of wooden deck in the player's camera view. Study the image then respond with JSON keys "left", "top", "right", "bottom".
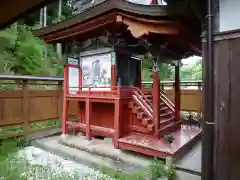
{"left": 118, "top": 126, "right": 201, "bottom": 158}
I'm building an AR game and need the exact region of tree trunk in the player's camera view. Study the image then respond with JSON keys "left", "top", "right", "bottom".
{"left": 57, "top": 0, "right": 62, "bottom": 58}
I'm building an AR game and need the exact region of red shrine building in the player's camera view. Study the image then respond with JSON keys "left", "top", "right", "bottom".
{"left": 34, "top": 0, "right": 201, "bottom": 158}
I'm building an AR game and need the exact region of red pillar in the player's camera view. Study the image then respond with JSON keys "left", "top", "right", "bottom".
{"left": 114, "top": 99, "right": 121, "bottom": 148}
{"left": 174, "top": 64, "right": 181, "bottom": 122}
{"left": 62, "top": 65, "right": 69, "bottom": 135}
{"left": 151, "top": 0, "right": 158, "bottom": 5}
{"left": 86, "top": 98, "right": 92, "bottom": 140}
{"left": 153, "top": 59, "right": 160, "bottom": 138}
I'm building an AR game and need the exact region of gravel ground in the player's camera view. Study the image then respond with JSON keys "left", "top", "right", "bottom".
{"left": 19, "top": 146, "right": 113, "bottom": 180}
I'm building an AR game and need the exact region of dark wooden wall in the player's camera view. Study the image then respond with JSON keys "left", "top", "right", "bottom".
{"left": 205, "top": 30, "right": 240, "bottom": 180}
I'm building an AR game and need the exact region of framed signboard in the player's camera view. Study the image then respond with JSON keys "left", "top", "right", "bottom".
{"left": 80, "top": 48, "right": 114, "bottom": 91}
{"left": 68, "top": 57, "right": 80, "bottom": 94}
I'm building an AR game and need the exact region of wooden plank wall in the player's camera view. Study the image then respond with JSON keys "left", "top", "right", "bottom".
{"left": 164, "top": 89, "right": 202, "bottom": 114}
{"left": 0, "top": 79, "right": 78, "bottom": 139}
{"left": 0, "top": 80, "right": 202, "bottom": 139}
{"left": 212, "top": 32, "right": 240, "bottom": 180}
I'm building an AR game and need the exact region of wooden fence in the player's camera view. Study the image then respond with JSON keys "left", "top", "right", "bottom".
{"left": 0, "top": 75, "right": 202, "bottom": 139}
{"left": 143, "top": 80, "right": 203, "bottom": 114}
{"left": 0, "top": 75, "right": 63, "bottom": 139}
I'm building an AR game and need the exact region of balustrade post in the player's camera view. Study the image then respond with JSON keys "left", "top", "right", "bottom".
{"left": 198, "top": 82, "right": 203, "bottom": 118}
{"left": 174, "top": 62, "right": 181, "bottom": 122}
{"left": 161, "top": 83, "right": 164, "bottom": 90}
{"left": 86, "top": 98, "right": 92, "bottom": 140}
{"left": 153, "top": 57, "right": 160, "bottom": 138}
{"left": 22, "top": 80, "right": 29, "bottom": 135}
{"left": 62, "top": 65, "right": 69, "bottom": 135}
{"left": 58, "top": 80, "right": 63, "bottom": 125}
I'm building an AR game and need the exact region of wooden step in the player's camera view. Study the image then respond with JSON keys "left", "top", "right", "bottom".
{"left": 160, "top": 106, "right": 169, "bottom": 111}
{"left": 131, "top": 126, "right": 149, "bottom": 134}
{"left": 159, "top": 122, "right": 181, "bottom": 136}
{"left": 147, "top": 124, "right": 154, "bottom": 132}
{"left": 160, "top": 111, "right": 173, "bottom": 118}
{"left": 143, "top": 91, "right": 152, "bottom": 95}
{"left": 160, "top": 117, "right": 174, "bottom": 127}
{"left": 145, "top": 95, "right": 152, "bottom": 99}
{"left": 137, "top": 112, "right": 146, "bottom": 119}
{"left": 132, "top": 106, "right": 142, "bottom": 113}
{"left": 142, "top": 118, "right": 152, "bottom": 126}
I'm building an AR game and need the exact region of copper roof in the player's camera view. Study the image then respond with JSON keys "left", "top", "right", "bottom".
{"left": 33, "top": 0, "right": 202, "bottom": 57}
{"left": 34, "top": 0, "right": 169, "bottom": 38}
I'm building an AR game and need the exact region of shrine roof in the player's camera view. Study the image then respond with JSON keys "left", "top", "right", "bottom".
{"left": 33, "top": 0, "right": 170, "bottom": 42}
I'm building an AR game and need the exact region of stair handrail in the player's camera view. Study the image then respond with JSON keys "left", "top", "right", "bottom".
{"left": 160, "top": 89, "right": 175, "bottom": 112}
{"left": 132, "top": 95, "right": 153, "bottom": 118}
{"left": 133, "top": 87, "right": 153, "bottom": 108}
{"left": 132, "top": 92, "right": 153, "bottom": 115}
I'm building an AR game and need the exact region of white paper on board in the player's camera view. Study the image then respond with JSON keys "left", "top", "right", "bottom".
{"left": 68, "top": 57, "right": 79, "bottom": 94}
{"left": 81, "top": 52, "right": 111, "bottom": 91}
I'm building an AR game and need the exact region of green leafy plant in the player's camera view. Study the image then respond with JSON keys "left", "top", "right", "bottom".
{"left": 149, "top": 158, "right": 166, "bottom": 180}
{"left": 0, "top": 24, "right": 60, "bottom": 76}
{"left": 165, "top": 165, "right": 177, "bottom": 180}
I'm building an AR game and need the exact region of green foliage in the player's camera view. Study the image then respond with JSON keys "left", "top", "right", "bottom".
{"left": 149, "top": 158, "right": 165, "bottom": 180}
{"left": 100, "top": 158, "right": 177, "bottom": 180}
{"left": 180, "top": 58, "right": 202, "bottom": 81}
{"left": 142, "top": 53, "right": 174, "bottom": 81}
{"left": 19, "top": 0, "right": 77, "bottom": 26}
{"left": 0, "top": 24, "right": 60, "bottom": 76}
{"left": 0, "top": 138, "right": 79, "bottom": 180}
{"left": 165, "top": 165, "right": 177, "bottom": 180}
{"left": 0, "top": 138, "right": 177, "bottom": 180}
{"left": 12, "top": 25, "right": 44, "bottom": 75}
{"left": 142, "top": 53, "right": 202, "bottom": 82}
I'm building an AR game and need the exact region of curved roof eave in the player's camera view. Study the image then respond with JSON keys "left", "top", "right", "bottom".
{"left": 34, "top": 0, "right": 168, "bottom": 37}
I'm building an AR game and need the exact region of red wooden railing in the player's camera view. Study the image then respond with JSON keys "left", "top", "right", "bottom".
{"left": 133, "top": 87, "right": 152, "bottom": 107}
{"left": 132, "top": 87, "right": 153, "bottom": 118}
{"left": 67, "top": 85, "right": 133, "bottom": 98}
{"left": 160, "top": 89, "right": 175, "bottom": 112}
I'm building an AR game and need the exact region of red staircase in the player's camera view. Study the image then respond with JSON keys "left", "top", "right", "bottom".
{"left": 128, "top": 87, "right": 180, "bottom": 137}
{"left": 119, "top": 87, "right": 201, "bottom": 158}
